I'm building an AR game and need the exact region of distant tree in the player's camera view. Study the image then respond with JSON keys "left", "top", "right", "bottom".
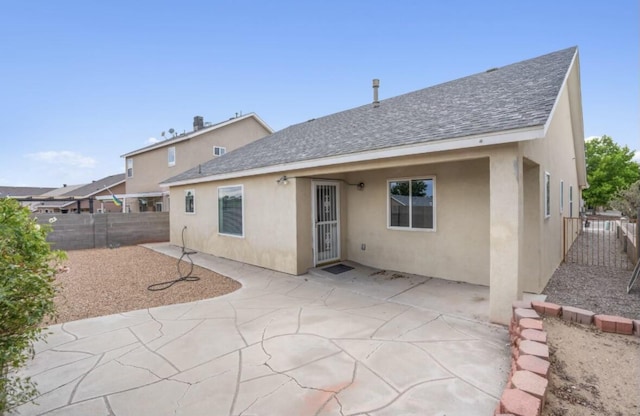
{"left": 610, "top": 180, "right": 640, "bottom": 219}
{"left": 582, "top": 135, "right": 640, "bottom": 209}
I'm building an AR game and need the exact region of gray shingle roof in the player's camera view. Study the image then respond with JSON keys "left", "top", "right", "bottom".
{"left": 58, "top": 173, "right": 125, "bottom": 197}
{"left": 0, "top": 186, "right": 55, "bottom": 197}
{"left": 164, "top": 47, "right": 577, "bottom": 185}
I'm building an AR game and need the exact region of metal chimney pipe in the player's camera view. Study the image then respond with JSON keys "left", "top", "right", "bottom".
{"left": 372, "top": 79, "right": 380, "bottom": 107}
{"left": 193, "top": 116, "right": 204, "bottom": 131}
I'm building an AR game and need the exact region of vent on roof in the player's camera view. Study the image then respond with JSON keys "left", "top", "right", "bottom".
{"left": 372, "top": 79, "right": 380, "bottom": 108}
{"left": 486, "top": 67, "right": 499, "bottom": 73}
{"left": 193, "top": 116, "right": 204, "bottom": 131}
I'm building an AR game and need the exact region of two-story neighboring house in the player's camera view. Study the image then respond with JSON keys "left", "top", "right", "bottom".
{"left": 120, "top": 113, "right": 273, "bottom": 213}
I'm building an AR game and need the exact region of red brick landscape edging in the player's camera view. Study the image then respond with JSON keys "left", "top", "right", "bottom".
{"left": 494, "top": 300, "right": 639, "bottom": 416}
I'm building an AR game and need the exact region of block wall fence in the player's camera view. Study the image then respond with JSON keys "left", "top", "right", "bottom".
{"left": 33, "top": 212, "right": 169, "bottom": 251}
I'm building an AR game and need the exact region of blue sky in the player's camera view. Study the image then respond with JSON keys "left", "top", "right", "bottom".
{"left": 1, "top": 1, "right": 637, "bottom": 187}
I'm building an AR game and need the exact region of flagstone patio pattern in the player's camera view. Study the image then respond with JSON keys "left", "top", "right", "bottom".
{"left": 14, "top": 244, "right": 509, "bottom": 415}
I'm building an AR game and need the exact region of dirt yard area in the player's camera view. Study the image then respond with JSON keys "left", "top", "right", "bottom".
{"left": 50, "top": 246, "right": 240, "bottom": 324}
{"left": 542, "top": 317, "right": 639, "bottom": 416}
{"left": 541, "top": 261, "right": 639, "bottom": 415}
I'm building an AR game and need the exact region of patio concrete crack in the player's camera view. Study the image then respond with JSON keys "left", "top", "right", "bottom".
{"left": 318, "top": 287, "right": 336, "bottom": 307}
{"left": 410, "top": 342, "right": 500, "bottom": 399}
{"left": 283, "top": 281, "right": 305, "bottom": 295}
{"left": 370, "top": 312, "right": 441, "bottom": 341}
{"left": 103, "top": 396, "right": 116, "bottom": 416}
{"left": 229, "top": 348, "right": 243, "bottom": 416}
{"left": 151, "top": 318, "right": 206, "bottom": 351}
{"left": 318, "top": 358, "right": 358, "bottom": 416}
{"left": 140, "top": 309, "right": 167, "bottom": 343}
{"left": 295, "top": 307, "right": 302, "bottom": 334}
{"left": 237, "top": 379, "right": 290, "bottom": 416}
{"left": 440, "top": 315, "right": 507, "bottom": 348}
{"left": 351, "top": 376, "right": 457, "bottom": 415}
{"left": 384, "top": 278, "right": 430, "bottom": 301}
{"left": 115, "top": 358, "right": 164, "bottom": 380}
{"left": 68, "top": 352, "right": 105, "bottom": 404}
{"left": 228, "top": 301, "right": 249, "bottom": 347}
{"left": 60, "top": 323, "right": 79, "bottom": 341}
{"left": 335, "top": 395, "right": 345, "bottom": 416}
{"left": 127, "top": 327, "right": 180, "bottom": 374}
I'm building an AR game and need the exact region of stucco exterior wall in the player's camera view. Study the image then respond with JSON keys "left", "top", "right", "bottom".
{"left": 519, "top": 68, "right": 581, "bottom": 292}
{"left": 169, "top": 174, "right": 301, "bottom": 275}
{"left": 126, "top": 117, "right": 271, "bottom": 195}
{"left": 342, "top": 158, "right": 490, "bottom": 285}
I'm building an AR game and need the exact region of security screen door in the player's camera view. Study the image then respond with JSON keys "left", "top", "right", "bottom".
{"left": 313, "top": 182, "right": 340, "bottom": 265}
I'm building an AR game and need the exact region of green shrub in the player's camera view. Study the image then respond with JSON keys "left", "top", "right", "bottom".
{"left": 0, "top": 198, "right": 65, "bottom": 413}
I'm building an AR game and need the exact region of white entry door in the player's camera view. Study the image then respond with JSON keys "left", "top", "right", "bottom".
{"left": 313, "top": 181, "right": 340, "bottom": 265}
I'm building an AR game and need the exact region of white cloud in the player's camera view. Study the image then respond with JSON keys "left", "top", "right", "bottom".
{"left": 26, "top": 151, "right": 97, "bottom": 168}
{"left": 146, "top": 137, "right": 160, "bottom": 145}
{"left": 633, "top": 151, "right": 640, "bottom": 163}
{"left": 585, "top": 135, "right": 600, "bottom": 142}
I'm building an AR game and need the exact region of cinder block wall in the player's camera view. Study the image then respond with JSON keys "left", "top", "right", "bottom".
{"left": 33, "top": 213, "right": 169, "bottom": 250}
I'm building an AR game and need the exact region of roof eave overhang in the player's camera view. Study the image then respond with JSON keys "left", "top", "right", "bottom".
{"left": 161, "top": 125, "right": 545, "bottom": 188}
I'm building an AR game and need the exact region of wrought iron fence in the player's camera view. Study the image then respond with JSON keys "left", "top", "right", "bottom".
{"left": 563, "top": 216, "right": 634, "bottom": 270}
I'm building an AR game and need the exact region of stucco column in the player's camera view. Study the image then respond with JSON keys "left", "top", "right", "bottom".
{"left": 489, "top": 148, "right": 524, "bottom": 324}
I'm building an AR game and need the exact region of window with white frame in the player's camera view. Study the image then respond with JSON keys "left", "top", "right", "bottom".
{"left": 218, "top": 185, "right": 243, "bottom": 236}
{"left": 127, "top": 158, "right": 133, "bottom": 178}
{"left": 185, "top": 189, "right": 195, "bottom": 213}
{"left": 544, "top": 172, "right": 551, "bottom": 218}
{"left": 213, "top": 146, "right": 226, "bottom": 157}
{"left": 168, "top": 147, "right": 176, "bottom": 167}
{"left": 559, "top": 180, "right": 564, "bottom": 214}
{"left": 388, "top": 178, "right": 435, "bottom": 230}
{"left": 569, "top": 185, "right": 574, "bottom": 217}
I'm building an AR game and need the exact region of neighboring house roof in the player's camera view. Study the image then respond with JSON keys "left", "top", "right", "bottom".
{"left": 38, "top": 173, "right": 125, "bottom": 208}
{"left": 121, "top": 113, "right": 273, "bottom": 158}
{"left": 41, "top": 184, "right": 87, "bottom": 197}
{"left": 0, "top": 186, "right": 55, "bottom": 197}
{"left": 163, "top": 47, "right": 579, "bottom": 186}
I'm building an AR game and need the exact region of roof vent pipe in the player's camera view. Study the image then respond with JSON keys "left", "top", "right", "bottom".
{"left": 372, "top": 79, "right": 380, "bottom": 108}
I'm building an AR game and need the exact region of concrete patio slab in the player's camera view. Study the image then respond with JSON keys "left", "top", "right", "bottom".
{"left": 13, "top": 243, "right": 509, "bottom": 415}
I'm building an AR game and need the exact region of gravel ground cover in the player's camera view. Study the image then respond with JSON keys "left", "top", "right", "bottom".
{"left": 543, "top": 263, "right": 639, "bottom": 320}
{"left": 50, "top": 246, "right": 241, "bottom": 324}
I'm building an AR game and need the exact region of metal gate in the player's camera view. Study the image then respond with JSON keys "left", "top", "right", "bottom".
{"left": 313, "top": 182, "right": 340, "bottom": 265}
{"left": 563, "top": 216, "right": 633, "bottom": 270}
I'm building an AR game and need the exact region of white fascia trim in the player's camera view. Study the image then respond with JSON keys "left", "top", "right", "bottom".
{"left": 162, "top": 125, "right": 545, "bottom": 188}
{"left": 542, "top": 49, "right": 577, "bottom": 137}
{"left": 121, "top": 113, "right": 273, "bottom": 158}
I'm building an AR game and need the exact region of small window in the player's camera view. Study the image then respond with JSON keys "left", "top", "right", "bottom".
{"left": 127, "top": 158, "right": 133, "bottom": 178}
{"left": 213, "top": 146, "right": 226, "bottom": 157}
{"left": 559, "top": 180, "right": 564, "bottom": 214}
{"left": 218, "top": 185, "right": 243, "bottom": 236}
{"left": 168, "top": 147, "right": 176, "bottom": 167}
{"left": 155, "top": 202, "right": 163, "bottom": 212}
{"left": 185, "top": 189, "right": 195, "bottom": 214}
{"left": 388, "top": 178, "right": 435, "bottom": 230}
{"left": 569, "top": 185, "right": 573, "bottom": 217}
{"left": 544, "top": 172, "right": 551, "bottom": 218}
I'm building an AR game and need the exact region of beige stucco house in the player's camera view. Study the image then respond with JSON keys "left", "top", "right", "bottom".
{"left": 162, "top": 47, "right": 587, "bottom": 324}
{"left": 120, "top": 113, "right": 273, "bottom": 213}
